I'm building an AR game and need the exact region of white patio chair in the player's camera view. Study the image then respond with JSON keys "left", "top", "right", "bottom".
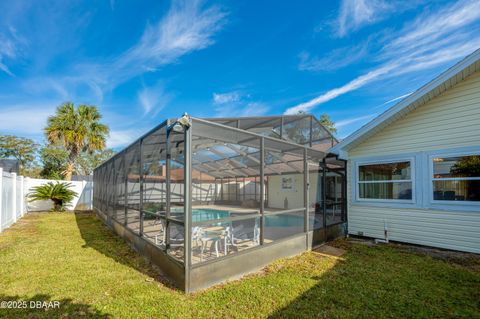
{"left": 224, "top": 219, "right": 259, "bottom": 255}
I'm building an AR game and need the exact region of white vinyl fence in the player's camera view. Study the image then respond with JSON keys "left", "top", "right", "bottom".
{"left": 0, "top": 167, "right": 93, "bottom": 233}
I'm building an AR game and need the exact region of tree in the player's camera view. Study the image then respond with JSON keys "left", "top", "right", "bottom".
{"left": 22, "top": 166, "right": 43, "bottom": 179}
{"left": 289, "top": 111, "right": 336, "bottom": 146}
{"left": 0, "top": 135, "right": 40, "bottom": 174}
{"left": 44, "top": 102, "right": 109, "bottom": 180}
{"left": 28, "top": 182, "right": 78, "bottom": 211}
{"left": 318, "top": 114, "right": 337, "bottom": 134}
{"left": 76, "top": 149, "right": 116, "bottom": 176}
{"left": 39, "top": 144, "right": 69, "bottom": 180}
{"left": 451, "top": 156, "right": 480, "bottom": 177}
{"left": 451, "top": 155, "right": 480, "bottom": 201}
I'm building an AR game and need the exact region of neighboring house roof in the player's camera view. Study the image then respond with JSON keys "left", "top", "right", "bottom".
{"left": 0, "top": 159, "right": 20, "bottom": 173}
{"left": 331, "top": 48, "right": 480, "bottom": 158}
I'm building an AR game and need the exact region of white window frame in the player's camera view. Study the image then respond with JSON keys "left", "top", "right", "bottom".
{"left": 355, "top": 157, "right": 416, "bottom": 204}
{"left": 429, "top": 150, "right": 480, "bottom": 207}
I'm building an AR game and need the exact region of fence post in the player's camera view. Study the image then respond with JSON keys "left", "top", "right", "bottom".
{"left": 90, "top": 180, "right": 93, "bottom": 210}
{"left": 19, "top": 176, "right": 24, "bottom": 217}
{"left": 81, "top": 180, "right": 86, "bottom": 210}
{"left": 0, "top": 167, "right": 3, "bottom": 232}
{"left": 24, "top": 177, "right": 30, "bottom": 213}
{"left": 12, "top": 172, "right": 17, "bottom": 223}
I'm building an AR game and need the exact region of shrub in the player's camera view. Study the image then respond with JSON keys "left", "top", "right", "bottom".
{"left": 28, "top": 182, "right": 78, "bottom": 211}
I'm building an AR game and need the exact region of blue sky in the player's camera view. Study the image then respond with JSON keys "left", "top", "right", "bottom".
{"left": 1, "top": 0, "right": 480, "bottom": 148}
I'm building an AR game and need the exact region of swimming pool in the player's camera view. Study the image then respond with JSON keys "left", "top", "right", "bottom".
{"left": 169, "top": 208, "right": 316, "bottom": 228}
{"left": 265, "top": 213, "right": 306, "bottom": 227}
{"left": 191, "top": 209, "right": 230, "bottom": 223}
{"left": 168, "top": 208, "right": 231, "bottom": 222}
{"left": 190, "top": 208, "right": 309, "bottom": 228}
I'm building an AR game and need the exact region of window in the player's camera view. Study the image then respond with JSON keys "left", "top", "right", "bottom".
{"left": 357, "top": 161, "right": 413, "bottom": 200}
{"left": 432, "top": 154, "right": 480, "bottom": 202}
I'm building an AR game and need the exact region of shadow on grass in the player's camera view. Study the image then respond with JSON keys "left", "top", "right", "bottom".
{"left": 267, "top": 242, "right": 480, "bottom": 319}
{"left": 0, "top": 294, "right": 110, "bottom": 318}
{"left": 74, "top": 211, "right": 177, "bottom": 290}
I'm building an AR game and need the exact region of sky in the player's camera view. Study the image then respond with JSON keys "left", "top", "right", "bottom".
{"left": 1, "top": 0, "right": 480, "bottom": 149}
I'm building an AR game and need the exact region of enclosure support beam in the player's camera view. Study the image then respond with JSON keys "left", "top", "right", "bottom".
{"left": 309, "top": 116, "right": 313, "bottom": 147}
{"left": 322, "top": 158, "right": 327, "bottom": 231}
{"left": 260, "top": 137, "right": 265, "bottom": 245}
{"left": 139, "top": 139, "right": 144, "bottom": 236}
{"left": 124, "top": 153, "right": 128, "bottom": 226}
{"left": 225, "top": 143, "right": 283, "bottom": 175}
{"left": 268, "top": 152, "right": 303, "bottom": 174}
{"left": 303, "top": 148, "right": 308, "bottom": 234}
{"left": 343, "top": 161, "right": 348, "bottom": 224}
{"left": 243, "top": 177, "right": 246, "bottom": 201}
{"left": 280, "top": 116, "right": 284, "bottom": 139}
{"left": 113, "top": 160, "right": 117, "bottom": 222}
{"left": 165, "top": 120, "right": 171, "bottom": 250}
{"left": 184, "top": 121, "right": 193, "bottom": 292}
{"left": 235, "top": 177, "right": 238, "bottom": 201}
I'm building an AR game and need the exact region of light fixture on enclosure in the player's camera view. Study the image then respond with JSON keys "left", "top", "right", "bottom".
{"left": 172, "top": 122, "right": 184, "bottom": 133}
{"left": 170, "top": 113, "right": 191, "bottom": 133}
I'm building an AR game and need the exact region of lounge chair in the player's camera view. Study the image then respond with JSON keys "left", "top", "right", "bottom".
{"left": 224, "top": 218, "right": 259, "bottom": 254}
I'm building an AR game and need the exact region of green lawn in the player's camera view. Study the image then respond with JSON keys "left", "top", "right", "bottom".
{"left": 0, "top": 212, "right": 479, "bottom": 318}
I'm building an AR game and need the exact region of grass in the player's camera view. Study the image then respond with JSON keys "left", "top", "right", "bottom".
{"left": 0, "top": 212, "right": 478, "bottom": 318}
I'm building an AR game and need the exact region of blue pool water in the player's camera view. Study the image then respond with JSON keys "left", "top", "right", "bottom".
{"left": 265, "top": 214, "right": 306, "bottom": 227}
{"left": 191, "top": 209, "right": 230, "bottom": 223}
{"left": 171, "top": 208, "right": 313, "bottom": 228}
{"left": 193, "top": 209, "right": 309, "bottom": 228}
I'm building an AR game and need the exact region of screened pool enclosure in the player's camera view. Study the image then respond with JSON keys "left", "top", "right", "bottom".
{"left": 93, "top": 114, "right": 346, "bottom": 292}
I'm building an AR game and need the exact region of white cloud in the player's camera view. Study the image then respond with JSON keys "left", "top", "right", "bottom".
{"left": 335, "top": 114, "right": 377, "bottom": 129}
{"left": 0, "top": 102, "right": 56, "bottom": 135}
{"left": 212, "top": 91, "right": 241, "bottom": 104}
{"left": 0, "top": 27, "right": 23, "bottom": 76}
{"left": 102, "top": 0, "right": 227, "bottom": 87}
{"left": 298, "top": 42, "right": 368, "bottom": 72}
{"left": 107, "top": 129, "right": 144, "bottom": 148}
{"left": 336, "top": 0, "right": 393, "bottom": 37}
{"left": 3, "top": 0, "right": 226, "bottom": 108}
{"left": 285, "top": 64, "right": 394, "bottom": 114}
{"left": 0, "top": 59, "right": 13, "bottom": 76}
{"left": 0, "top": 1, "right": 228, "bottom": 145}
{"left": 215, "top": 102, "right": 269, "bottom": 118}
{"left": 54, "top": 0, "right": 227, "bottom": 101}
{"left": 287, "top": 0, "right": 480, "bottom": 114}
{"left": 382, "top": 92, "right": 412, "bottom": 105}
{"left": 384, "top": 0, "right": 480, "bottom": 54}
{"left": 137, "top": 83, "right": 173, "bottom": 115}
{"left": 211, "top": 89, "right": 268, "bottom": 117}
{"left": 238, "top": 102, "right": 269, "bottom": 117}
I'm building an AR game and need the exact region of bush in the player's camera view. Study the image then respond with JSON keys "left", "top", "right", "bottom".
{"left": 28, "top": 182, "right": 78, "bottom": 211}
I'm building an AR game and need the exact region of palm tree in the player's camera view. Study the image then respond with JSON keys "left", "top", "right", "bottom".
{"left": 45, "top": 102, "right": 109, "bottom": 180}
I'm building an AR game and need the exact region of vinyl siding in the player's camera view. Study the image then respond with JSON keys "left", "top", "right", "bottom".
{"left": 346, "top": 71, "right": 480, "bottom": 254}
{"left": 348, "top": 205, "right": 480, "bottom": 253}
{"left": 349, "top": 71, "right": 480, "bottom": 157}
